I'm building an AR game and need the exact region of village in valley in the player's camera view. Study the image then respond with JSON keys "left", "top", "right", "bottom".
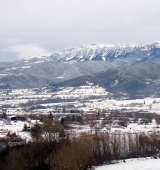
{"left": 0, "top": 82, "right": 160, "bottom": 140}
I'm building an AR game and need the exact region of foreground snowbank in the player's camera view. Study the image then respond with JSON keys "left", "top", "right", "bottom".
{"left": 95, "top": 158, "right": 160, "bottom": 170}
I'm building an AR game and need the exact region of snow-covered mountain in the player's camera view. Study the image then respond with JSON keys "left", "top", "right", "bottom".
{"left": 1, "top": 41, "right": 160, "bottom": 95}
{"left": 24, "top": 41, "right": 160, "bottom": 66}
{"left": 51, "top": 44, "right": 136, "bottom": 63}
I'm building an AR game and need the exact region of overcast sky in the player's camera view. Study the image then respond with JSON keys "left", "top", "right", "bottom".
{"left": 0, "top": 0, "right": 160, "bottom": 62}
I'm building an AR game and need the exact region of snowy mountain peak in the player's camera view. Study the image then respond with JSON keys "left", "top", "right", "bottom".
{"left": 23, "top": 41, "right": 160, "bottom": 65}
{"left": 50, "top": 43, "right": 138, "bottom": 62}
{"left": 139, "top": 41, "right": 160, "bottom": 49}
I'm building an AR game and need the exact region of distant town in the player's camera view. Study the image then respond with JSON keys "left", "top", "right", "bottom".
{"left": 0, "top": 82, "right": 160, "bottom": 139}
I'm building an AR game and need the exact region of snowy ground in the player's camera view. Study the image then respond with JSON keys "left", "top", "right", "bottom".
{"left": 95, "top": 158, "right": 160, "bottom": 170}
{"left": 1, "top": 85, "right": 160, "bottom": 115}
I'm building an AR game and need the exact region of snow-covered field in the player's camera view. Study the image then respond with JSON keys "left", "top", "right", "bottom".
{"left": 95, "top": 158, "right": 160, "bottom": 170}
{"left": 1, "top": 85, "right": 160, "bottom": 114}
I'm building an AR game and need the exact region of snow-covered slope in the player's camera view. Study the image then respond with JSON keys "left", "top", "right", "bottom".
{"left": 54, "top": 44, "right": 135, "bottom": 63}
{"left": 24, "top": 41, "right": 160, "bottom": 66}
{"left": 53, "top": 41, "right": 160, "bottom": 65}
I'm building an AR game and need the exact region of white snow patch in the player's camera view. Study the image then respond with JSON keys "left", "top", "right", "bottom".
{"left": 95, "top": 158, "right": 160, "bottom": 170}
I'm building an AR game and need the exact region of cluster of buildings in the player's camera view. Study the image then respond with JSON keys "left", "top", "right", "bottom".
{"left": 0, "top": 83, "right": 160, "bottom": 138}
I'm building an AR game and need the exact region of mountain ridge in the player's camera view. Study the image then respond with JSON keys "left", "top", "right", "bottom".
{"left": 1, "top": 41, "right": 160, "bottom": 98}
{"left": 53, "top": 61, "right": 160, "bottom": 97}
{"left": 23, "top": 41, "right": 160, "bottom": 66}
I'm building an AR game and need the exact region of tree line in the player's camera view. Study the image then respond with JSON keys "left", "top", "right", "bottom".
{"left": 0, "top": 127, "right": 160, "bottom": 169}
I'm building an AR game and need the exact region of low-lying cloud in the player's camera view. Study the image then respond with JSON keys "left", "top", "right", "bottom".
{"left": 2, "top": 43, "right": 51, "bottom": 59}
